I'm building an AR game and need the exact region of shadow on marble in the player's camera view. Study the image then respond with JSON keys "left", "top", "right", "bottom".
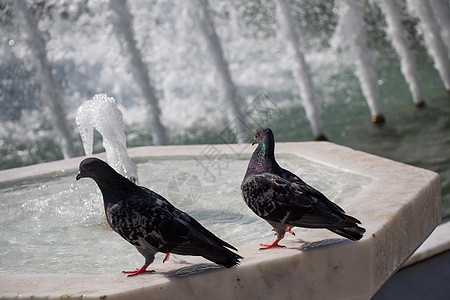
{"left": 293, "top": 238, "right": 351, "bottom": 251}
{"left": 166, "top": 263, "right": 223, "bottom": 278}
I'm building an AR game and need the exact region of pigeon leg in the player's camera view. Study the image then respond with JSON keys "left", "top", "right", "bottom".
{"left": 163, "top": 253, "right": 170, "bottom": 263}
{"left": 272, "top": 227, "right": 295, "bottom": 236}
{"left": 122, "top": 265, "right": 155, "bottom": 277}
{"left": 286, "top": 226, "right": 295, "bottom": 236}
{"left": 259, "top": 238, "right": 286, "bottom": 250}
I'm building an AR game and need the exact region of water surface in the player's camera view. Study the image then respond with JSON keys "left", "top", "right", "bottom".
{"left": 0, "top": 155, "right": 370, "bottom": 274}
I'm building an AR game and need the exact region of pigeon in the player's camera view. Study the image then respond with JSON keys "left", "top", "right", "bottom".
{"left": 241, "top": 127, "right": 365, "bottom": 250}
{"left": 76, "top": 157, "right": 242, "bottom": 276}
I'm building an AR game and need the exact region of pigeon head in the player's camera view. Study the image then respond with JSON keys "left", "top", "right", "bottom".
{"left": 252, "top": 127, "right": 275, "bottom": 148}
{"left": 76, "top": 157, "right": 117, "bottom": 182}
{"left": 77, "top": 157, "right": 139, "bottom": 207}
{"left": 245, "top": 127, "right": 278, "bottom": 175}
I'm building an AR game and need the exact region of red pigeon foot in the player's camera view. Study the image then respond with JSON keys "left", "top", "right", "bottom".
{"left": 122, "top": 265, "right": 155, "bottom": 277}
{"left": 259, "top": 239, "right": 285, "bottom": 250}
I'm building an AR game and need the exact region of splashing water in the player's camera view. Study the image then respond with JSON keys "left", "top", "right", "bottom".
{"left": 1, "top": 1, "right": 449, "bottom": 219}
{"left": 76, "top": 94, "right": 138, "bottom": 183}
{"left": 333, "top": 0, "right": 382, "bottom": 119}
{"left": 376, "top": 0, "right": 424, "bottom": 106}
{"left": 2, "top": 1, "right": 447, "bottom": 167}
{"left": 406, "top": 0, "right": 450, "bottom": 92}
{"left": 184, "top": 0, "right": 248, "bottom": 143}
{"left": 276, "top": 0, "right": 324, "bottom": 139}
{"left": 12, "top": 0, "right": 76, "bottom": 158}
{"left": 428, "top": 1, "right": 450, "bottom": 58}
{"left": 109, "top": 0, "right": 168, "bottom": 145}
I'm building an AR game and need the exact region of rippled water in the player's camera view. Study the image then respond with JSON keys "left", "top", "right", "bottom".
{"left": 0, "top": 155, "right": 370, "bottom": 274}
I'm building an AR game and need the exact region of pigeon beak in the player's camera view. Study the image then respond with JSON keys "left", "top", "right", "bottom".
{"left": 76, "top": 171, "right": 83, "bottom": 181}
{"left": 252, "top": 137, "right": 257, "bottom": 146}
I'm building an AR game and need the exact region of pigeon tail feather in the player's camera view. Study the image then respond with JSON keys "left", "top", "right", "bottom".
{"left": 169, "top": 236, "right": 243, "bottom": 268}
{"left": 328, "top": 226, "right": 366, "bottom": 241}
{"left": 203, "top": 251, "right": 243, "bottom": 268}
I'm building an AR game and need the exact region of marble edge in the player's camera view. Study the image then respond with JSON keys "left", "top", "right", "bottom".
{"left": 0, "top": 141, "right": 438, "bottom": 185}
{"left": 0, "top": 240, "right": 372, "bottom": 299}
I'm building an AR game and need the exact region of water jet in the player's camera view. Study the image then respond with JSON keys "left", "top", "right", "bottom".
{"left": 12, "top": 0, "right": 76, "bottom": 159}
{"left": 406, "top": 0, "right": 450, "bottom": 91}
{"left": 375, "top": 0, "right": 425, "bottom": 107}
{"left": 109, "top": 0, "right": 168, "bottom": 146}
{"left": 76, "top": 93, "right": 138, "bottom": 183}
{"left": 333, "top": 0, "right": 383, "bottom": 123}
{"left": 276, "top": 0, "right": 325, "bottom": 140}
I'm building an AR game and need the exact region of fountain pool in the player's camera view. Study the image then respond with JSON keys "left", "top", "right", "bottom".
{"left": 0, "top": 153, "right": 370, "bottom": 275}
{"left": 0, "top": 142, "right": 441, "bottom": 299}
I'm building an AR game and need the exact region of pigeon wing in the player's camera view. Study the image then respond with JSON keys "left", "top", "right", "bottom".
{"left": 242, "top": 173, "right": 312, "bottom": 222}
{"left": 108, "top": 187, "right": 238, "bottom": 257}
{"left": 242, "top": 173, "right": 359, "bottom": 228}
{"left": 278, "top": 167, "right": 347, "bottom": 215}
{"left": 107, "top": 190, "right": 193, "bottom": 253}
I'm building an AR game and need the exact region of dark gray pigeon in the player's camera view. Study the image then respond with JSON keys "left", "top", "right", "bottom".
{"left": 76, "top": 157, "right": 242, "bottom": 276}
{"left": 241, "top": 127, "right": 365, "bottom": 249}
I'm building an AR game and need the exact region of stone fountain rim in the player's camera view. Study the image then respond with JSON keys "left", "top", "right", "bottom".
{"left": 0, "top": 141, "right": 442, "bottom": 299}
{"left": 0, "top": 141, "right": 395, "bottom": 184}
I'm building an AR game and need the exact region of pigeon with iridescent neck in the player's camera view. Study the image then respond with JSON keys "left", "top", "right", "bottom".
{"left": 241, "top": 127, "right": 365, "bottom": 249}
{"left": 76, "top": 157, "right": 242, "bottom": 276}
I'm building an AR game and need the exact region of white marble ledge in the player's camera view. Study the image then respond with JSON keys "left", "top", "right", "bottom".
{"left": 0, "top": 142, "right": 442, "bottom": 299}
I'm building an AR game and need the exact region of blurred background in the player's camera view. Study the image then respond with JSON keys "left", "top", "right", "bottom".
{"left": 0, "top": 0, "right": 449, "bottom": 219}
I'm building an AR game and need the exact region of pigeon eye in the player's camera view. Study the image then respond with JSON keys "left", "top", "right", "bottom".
{"left": 255, "top": 132, "right": 260, "bottom": 138}
{"left": 82, "top": 166, "right": 89, "bottom": 171}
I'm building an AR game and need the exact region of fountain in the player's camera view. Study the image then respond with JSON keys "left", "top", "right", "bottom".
{"left": 0, "top": 141, "right": 441, "bottom": 298}
{"left": 375, "top": 0, "right": 425, "bottom": 107}
{"left": 109, "top": 0, "right": 168, "bottom": 146}
{"left": 76, "top": 93, "right": 138, "bottom": 183}
{"left": 333, "top": 0, "right": 385, "bottom": 124}
{"left": 406, "top": 0, "right": 450, "bottom": 93}
{"left": 1, "top": 0, "right": 449, "bottom": 168}
{"left": 12, "top": 0, "right": 76, "bottom": 158}
{"left": 0, "top": 2, "right": 449, "bottom": 297}
{"left": 276, "top": 0, "right": 326, "bottom": 141}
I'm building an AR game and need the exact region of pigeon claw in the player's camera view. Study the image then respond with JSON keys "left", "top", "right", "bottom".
{"left": 259, "top": 239, "right": 285, "bottom": 250}
{"left": 122, "top": 265, "right": 155, "bottom": 277}
{"left": 286, "top": 226, "right": 295, "bottom": 236}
